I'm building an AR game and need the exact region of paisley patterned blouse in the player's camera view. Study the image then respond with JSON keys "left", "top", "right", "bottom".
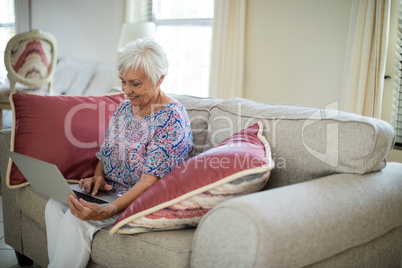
{"left": 96, "top": 100, "right": 194, "bottom": 195}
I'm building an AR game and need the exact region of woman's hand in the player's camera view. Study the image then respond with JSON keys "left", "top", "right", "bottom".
{"left": 79, "top": 175, "right": 113, "bottom": 196}
{"left": 67, "top": 194, "right": 117, "bottom": 221}
{"left": 70, "top": 173, "right": 159, "bottom": 221}
{"left": 79, "top": 160, "right": 111, "bottom": 196}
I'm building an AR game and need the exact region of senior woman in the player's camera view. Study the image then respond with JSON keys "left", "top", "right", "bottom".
{"left": 45, "top": 38, "right": 194, "bottom": 268}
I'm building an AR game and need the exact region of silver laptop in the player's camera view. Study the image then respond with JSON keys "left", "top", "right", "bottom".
{"left": 8, "top": 151, "right": 119, "bottom": 206}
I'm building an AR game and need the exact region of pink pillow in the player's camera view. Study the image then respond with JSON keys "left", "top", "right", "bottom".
{"left": 6, "top": 93, "right": 126, "bottom": 188}
{"left": 110, "top": 122, "right": 274, "bottom": 235}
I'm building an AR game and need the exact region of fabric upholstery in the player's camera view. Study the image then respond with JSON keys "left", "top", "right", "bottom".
{"left": 16, "top": 185, "right": 48, "bottom": 228}
{"left": 7, "top": 93, "right": 126, "bottom": 188}
{"left": 110, "top": 123, "right": 274, "bottom": 235}
{"left": 0, "top": 130, "right": 23, "bottom": 253}
{"left": 203, "top": 98, "right": 395, "bottom": 189}
{"left": 20, "top": 213, "right": 49, "bottom": 267}
{"left": 4, "top": 30, "right": 57, "bottom": 93}
{"left": 308, "top": 226, "right": 402, "bottom": 268}
{"left": 0, "top": 94, "right": 400, "bottom": 268}
{"left": 92, "top": 228, "right": 194, "bottom": 268}
{"left": 10, "top": 39, "right": 53, "bottom": 81}
{"left": 191, "top": 163, "right": 402, "bottom": 267}
{"left": 9, "top": 180, "right": 196, "bottom": 268}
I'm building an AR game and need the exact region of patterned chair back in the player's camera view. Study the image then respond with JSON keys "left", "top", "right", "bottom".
{"left": 4, "top": 29, "right": 57, "bottom": 94}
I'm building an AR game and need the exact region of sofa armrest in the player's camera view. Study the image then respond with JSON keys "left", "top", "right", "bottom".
{"left": 0, "top": 128, "right": 11, "bottom": 189}
{"left": 0, "top": 128, "right": 24, "bottom": 253}
{"left": 0, "top": 128, "right": 12, "bottom": 187}
{"left": 191, "top": 163, "right": 402, "bottom": 268}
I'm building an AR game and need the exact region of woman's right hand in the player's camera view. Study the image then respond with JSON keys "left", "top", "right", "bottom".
{"left": 79, "top": 175, "right": 113, "bottom": 196}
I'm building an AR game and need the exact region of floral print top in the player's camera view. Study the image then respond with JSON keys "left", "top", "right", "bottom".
{"left": 96, "top": 100, "right": 194, "bottom": 195}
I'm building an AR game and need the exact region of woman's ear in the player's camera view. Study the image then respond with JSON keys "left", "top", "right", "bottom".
{"left": 157, "top": 75, "right": 165, "bottom": 87}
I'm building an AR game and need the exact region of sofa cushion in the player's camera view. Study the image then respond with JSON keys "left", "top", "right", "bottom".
{"left": 7, "top": 93, "right": 126, "bottom": 188}
{"left": 205, "top": 98, "right": 396, "bottom": 189}
{"left": 109, "top": 122, "right": 274, "bottom": 235}
{"left": 92, "top": 228, "right": 195, "bottom": 268}
{"left": 13, "top": 182, "right": 195, "bottom": 268}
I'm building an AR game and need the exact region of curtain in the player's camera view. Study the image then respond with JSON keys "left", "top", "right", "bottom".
{"left": 209, "top": 0, "right": 246, "bottom": 99}
{"left": 15, "top": 0, "right": 31, "bottom": 33}
{"left": 341, "top": 0, "right": 391, "bottom": 118}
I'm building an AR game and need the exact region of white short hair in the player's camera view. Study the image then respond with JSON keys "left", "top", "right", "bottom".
{"left": 117, "top": 38, "right": 169, "bottom": 85}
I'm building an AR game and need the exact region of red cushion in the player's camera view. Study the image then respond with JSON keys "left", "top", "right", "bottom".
{"left": 7, "top": 93, "right": 126, "bottom": 188}
{"left": 110, "top": 122, "right": 274, "bottom": 235}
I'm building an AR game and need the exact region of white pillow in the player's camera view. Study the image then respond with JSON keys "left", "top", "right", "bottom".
{"left": 53, "top": 58, "right": 96, "bottom": 96}
{"left": 84, "top": 63, "right": 114, "bottom": 96}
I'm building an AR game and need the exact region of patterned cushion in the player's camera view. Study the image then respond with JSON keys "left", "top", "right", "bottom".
{"left": 10, "top": 39, "right": 53, "bottom": 82}
{"left": 109, "top": 122, "right": 274, "bottom": 235}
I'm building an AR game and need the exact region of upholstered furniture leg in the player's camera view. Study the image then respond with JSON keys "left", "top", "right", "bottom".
{"left": 15, "top": 251, "right": 34, "bottom": 267}
{"left": 0, "top": 109, "right": 3, "bottom": 130}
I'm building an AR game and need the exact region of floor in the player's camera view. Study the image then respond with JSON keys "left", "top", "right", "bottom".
{"left": 0, "top": 196, "right": 40, "bottom": 268}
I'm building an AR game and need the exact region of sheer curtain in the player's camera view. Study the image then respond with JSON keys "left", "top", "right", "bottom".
{"left": 209, "top": 0, "right": 246, "bottom": 99}
{"left": 341, "top": 0, "right": 391, "bottom": 118}
{"left": 15, "top": 0, "right": 31, "bottom": 33}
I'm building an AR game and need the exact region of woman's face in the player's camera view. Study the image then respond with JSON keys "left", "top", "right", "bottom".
{"left": 119, "top": 67, "right": 162, "bottom": 108}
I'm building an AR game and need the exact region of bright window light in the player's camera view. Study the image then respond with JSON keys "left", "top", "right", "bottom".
{"left": 0, "top": 0, "right": 16, "bottom": 84}
{"left": 153, "top": 0, "right": 214, "bottom": 97}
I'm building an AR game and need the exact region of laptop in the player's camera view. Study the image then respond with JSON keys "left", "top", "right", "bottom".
{"left": 8, "top": 151, "right": 119, "bottom": 206}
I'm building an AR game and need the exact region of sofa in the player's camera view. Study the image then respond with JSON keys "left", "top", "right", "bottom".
{"left": 1, "top": 93, "right": 401, "bottom": 267}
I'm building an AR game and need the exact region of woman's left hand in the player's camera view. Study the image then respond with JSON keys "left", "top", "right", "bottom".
{"left": 68, "top": 173, "right": 159, "bottom": 221}
{"left": 67, "top": 194, "right": 117, "bottom": 221}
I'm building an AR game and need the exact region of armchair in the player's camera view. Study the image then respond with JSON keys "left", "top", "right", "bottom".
{"left": 1, "top": 29, "right": 57, "bottom": 128}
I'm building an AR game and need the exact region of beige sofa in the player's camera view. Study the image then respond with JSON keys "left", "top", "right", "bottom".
{"left": 1, "top": 94, "right": 401, "bottom": 267}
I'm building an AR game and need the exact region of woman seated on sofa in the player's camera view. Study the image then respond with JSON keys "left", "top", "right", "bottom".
{"left": 45, "top": 38, "right": 194, "bottom": 268}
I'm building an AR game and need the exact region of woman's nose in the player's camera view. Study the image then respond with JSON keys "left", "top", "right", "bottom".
{"left": 123, "top": 85, "right": 133, "bottom": 95}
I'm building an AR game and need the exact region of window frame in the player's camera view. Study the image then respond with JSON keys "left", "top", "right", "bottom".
{"left": 0, "top": 0, "right": 16, "bottom": 83}
{"left": 151, "top": 1, "right": 214, "bottom": 97}
{"left": 155, "top": 18, "right": 212, "bottom": 27}
{"left": 392, "top": 0, "right": 402, "bottom": 149}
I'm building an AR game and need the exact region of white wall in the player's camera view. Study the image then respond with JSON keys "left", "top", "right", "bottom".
{"left": 244, "top": 0, "right": 352, "bottom": 108}
{"left": 30, "top": 0, "right": 352, "bottom": 108}
{"left": 244, "top": 0, "right": 401, "bottom": 163}
{"left": 30, "top": 0, "right": 124, "bottom": 66}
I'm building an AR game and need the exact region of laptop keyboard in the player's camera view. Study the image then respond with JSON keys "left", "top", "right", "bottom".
{"left": 73, "top": 190, "right": 108, "bottom": 205}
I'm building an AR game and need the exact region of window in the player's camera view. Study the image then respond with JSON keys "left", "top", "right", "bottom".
{"left": 153, "top": 0, "right": 214, "bottom": 97}
{"left": 0, "top": 0, "right": 16, "bottom": 84}
{"left": 393, "top": 2, "right": 402, "bottom": 148}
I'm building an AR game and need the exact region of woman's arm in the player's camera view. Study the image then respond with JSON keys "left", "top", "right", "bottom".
{"left": 67, "top": 173, "right": 159, "bottom": 221}
{"left": 109, "top": 173, "right": 159, "bottom": 214}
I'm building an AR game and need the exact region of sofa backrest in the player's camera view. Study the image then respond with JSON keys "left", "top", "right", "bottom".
{"left": 172, "top": 94, "right": 396, "bottom": 189}
{"left": 171, "top": 94, "right": 222, "bottom": 155}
